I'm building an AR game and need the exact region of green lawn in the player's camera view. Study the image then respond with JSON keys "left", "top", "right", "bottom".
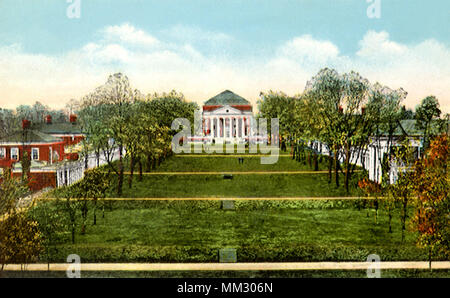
{"left": 105, "top": 173, "right": 360, "bottom": 198}
{"left": 32, "top": 200, "right": 437, "bottom": 264}
{"left": 96, "top": 154, "right": 362, "bottom": 198}
{"left": 32, "top": 151, "right": 443, "bottom": 278}
{"left": 141, "top": 155, "right": 330, "bottom": 172}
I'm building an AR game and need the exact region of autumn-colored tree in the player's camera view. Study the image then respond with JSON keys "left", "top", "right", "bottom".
{"left": 411, "top": 134, "right": 449, "bottom": 268}
{"left": 358, "top": 177, "right": 381, "bottom": 224}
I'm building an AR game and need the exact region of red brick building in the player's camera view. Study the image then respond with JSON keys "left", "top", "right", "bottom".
{"left": 0, "top": 115, "right": 85, "bottom": 191}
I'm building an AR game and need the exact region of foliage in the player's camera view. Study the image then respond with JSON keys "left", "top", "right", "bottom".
{"left": 411, "top": 134, "right": 449, "bottom": 266}
{"left": 0, "top": 170, "right": 42, "bottom": 268}
{"left": 0, "top": 211, "right": 43, "bottom": 267}
{"left": 415, "top": 95, "right": 442, "bottom": 150}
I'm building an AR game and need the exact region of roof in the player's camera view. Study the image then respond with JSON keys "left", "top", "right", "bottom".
{"left": 32, "top": 122, "right": 83, "bottom": 135}
{"left": 380, "top": 119, "right": 446, "bottom": 137}
{"left": 0, "top": 130, "right": 63, "bottom": 144}
{"left": 204, "top": 90, "right": 250, "bottom": 106}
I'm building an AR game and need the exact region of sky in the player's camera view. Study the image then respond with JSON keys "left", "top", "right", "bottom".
{"left": 0, "top": 0, "right": 449, "bottom": 113}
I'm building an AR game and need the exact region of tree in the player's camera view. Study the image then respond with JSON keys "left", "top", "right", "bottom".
{"left": 21, "top": 151, "right": 31, "bottom": 183}
{"left": 358, "top": 177, "right": 381, "bottom": 224}
{"left": 368, "top": 83, "right": 407, "bottom": 184}
{"left": 257, "top": 91, "right": 295, "bottom": 146}
{"left": 76, "top": 168, "right": 109, "bottom": 226}
{"left": 388, "top": 140, "right": 417, "bottom": 241}
{"left": 29, "top": 200, "right": 66, "bottom": 269}
{"left": 415, "top": 96, "right": 441, "bottom": 150}
{"left": 0, "top": 169, "right": 42, "bottom": 269}
{"left": 400, "top": 105, "right": 415, "bottom": 120}
{"left": 303, "top": 68, "right": 345, "bottom": 188}
{"left": 303, "top": 69, "right": 378, "bottom": 192}
{"left": 54, "top": 186, "right": 81, "bottom": 244}
{"left": 411, "top": 134, "right": 449, "bottom": 269}
{"left": 82, "top": 73, "right": 138, "bottom": 196}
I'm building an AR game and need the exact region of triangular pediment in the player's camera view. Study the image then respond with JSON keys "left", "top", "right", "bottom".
{"left": 209, "top": 105, "right": 243, "bottom": 115}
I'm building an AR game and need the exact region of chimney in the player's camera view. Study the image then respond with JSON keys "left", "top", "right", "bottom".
{"left": 22, "top": 119, "right": 31, "bottom": 130}
{"left": 45, "top": 115, "right": 52, "bottom": 124}
{"left": 69, "top": 114, "right": 77, "bottom": 125}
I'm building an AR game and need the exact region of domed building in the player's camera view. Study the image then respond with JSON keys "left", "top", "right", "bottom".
{"left": 202, "top": 90, "right": 254, "bottom": 144}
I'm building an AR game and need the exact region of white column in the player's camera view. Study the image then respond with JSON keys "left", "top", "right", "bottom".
{"left": 231, "top": 117, "right": 236, "bottom": 138}
{"left": 209, "top": 118, "right": 212, "bottom": 137}
{"left": 216, "top": 117, "right": 218, "bottom": 138}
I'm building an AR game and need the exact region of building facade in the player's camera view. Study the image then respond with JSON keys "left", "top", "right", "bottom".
{"left": 201, "top": 90, "right": 256, "bottom": 144}
{"left": 0, "top": 115, "right": 85, "bottom": 190}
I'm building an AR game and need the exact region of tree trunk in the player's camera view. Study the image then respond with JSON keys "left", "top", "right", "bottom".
{"left": 128, "top": 155, "right": 135, "bottom": 189}
{"left": 345, "top": 144, "right": 350, "bottom": 193}
{"left": 146, "top": 155, "right": 152, "bottom": 172}
{"left": 334, "top": 148, "right": 339, "bottom": 188}
{"left": 71, "top": 223, "right": 75, "bottom": 244}
{"left": 313, "top": 153, "right": 319, "bottom": 171}
{"left": 117, "top": 145, "right": 124, "bottom": 197}
{"left": 138, "top": 160, "right": 143, "bottom": 182}
{"left": 401, "top": 199, "right": 408, "bottom": 242}
{"left": 93, "top": 199, "right": 97, "bottom": 225}
{"left": 328, "top": 155, "right": 333, "bottom": 184}
{"left": 81, "top": 201, "right": 87, "bottom": 235}
{"left": 429, "top": 248, "right": 432, "bottom": 271}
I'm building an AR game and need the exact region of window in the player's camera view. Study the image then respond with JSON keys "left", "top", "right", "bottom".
{"left": 31, "top": 148, "right": 39, "bottom": 161}
{"left": 11, "top": 147, "right": 19, "bottom": 160}
{"left": 0, "top": 148, "right": 5, "bottom": 159}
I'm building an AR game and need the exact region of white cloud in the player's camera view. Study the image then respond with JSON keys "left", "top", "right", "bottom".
{"left": 269, "top": 30, "right": 450, "bottom": 112}
{"left": 102, "top": 23, "right": 160, "bottom": 49}
{"left": 277, "top": 34, "right": 340, "bottom": 67}
{"left": 162, "top": 25, "right": 233, "bottom": 44}
{"left": 0, "top": 24, "right": 448, "bottom": 113}
{"left": 356, "top": 31, "right": 408, "bottom": 60}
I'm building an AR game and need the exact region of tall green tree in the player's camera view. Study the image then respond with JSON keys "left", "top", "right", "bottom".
{"left": 415, "top": 95, "right": 441, "bottom": 150}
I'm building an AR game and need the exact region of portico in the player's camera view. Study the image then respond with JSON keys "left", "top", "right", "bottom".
{"left": 202, "top": 90, "right": 253, "bottom": 144}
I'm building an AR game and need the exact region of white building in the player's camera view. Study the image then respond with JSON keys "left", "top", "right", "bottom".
{"left": 312, "top": 120, "right": 426, "bottom": 184}
{"left": 200, "top": 90, "right": 264, "bottom": 144}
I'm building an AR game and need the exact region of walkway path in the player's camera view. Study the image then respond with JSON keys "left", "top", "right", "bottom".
{"left": 115, "top": 170, "right": 339, "bottom": 175}
{"left": 40, "top": 196, "right": 375, "bottom": 201}
{"left": 175, "top": 154, "right": 292, "bottom": 157}
{"left": 3, "top": 261, "right": 449, "bottom": 271}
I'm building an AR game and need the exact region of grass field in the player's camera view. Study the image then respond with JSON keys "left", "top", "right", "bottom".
{"left": 31, "top": 152, "right": 446, "bottom": 278}
{"left": 31, "top": 200, "right": 436, "bottom": 263}
{"left": 104, "top": 173, "right": 361, "bottom": 198}
{"left": 144, "top": 155, "right": 329, "bottom": 172}
{"left": 95, "top": 154, "right": 363, "bottom": 198}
